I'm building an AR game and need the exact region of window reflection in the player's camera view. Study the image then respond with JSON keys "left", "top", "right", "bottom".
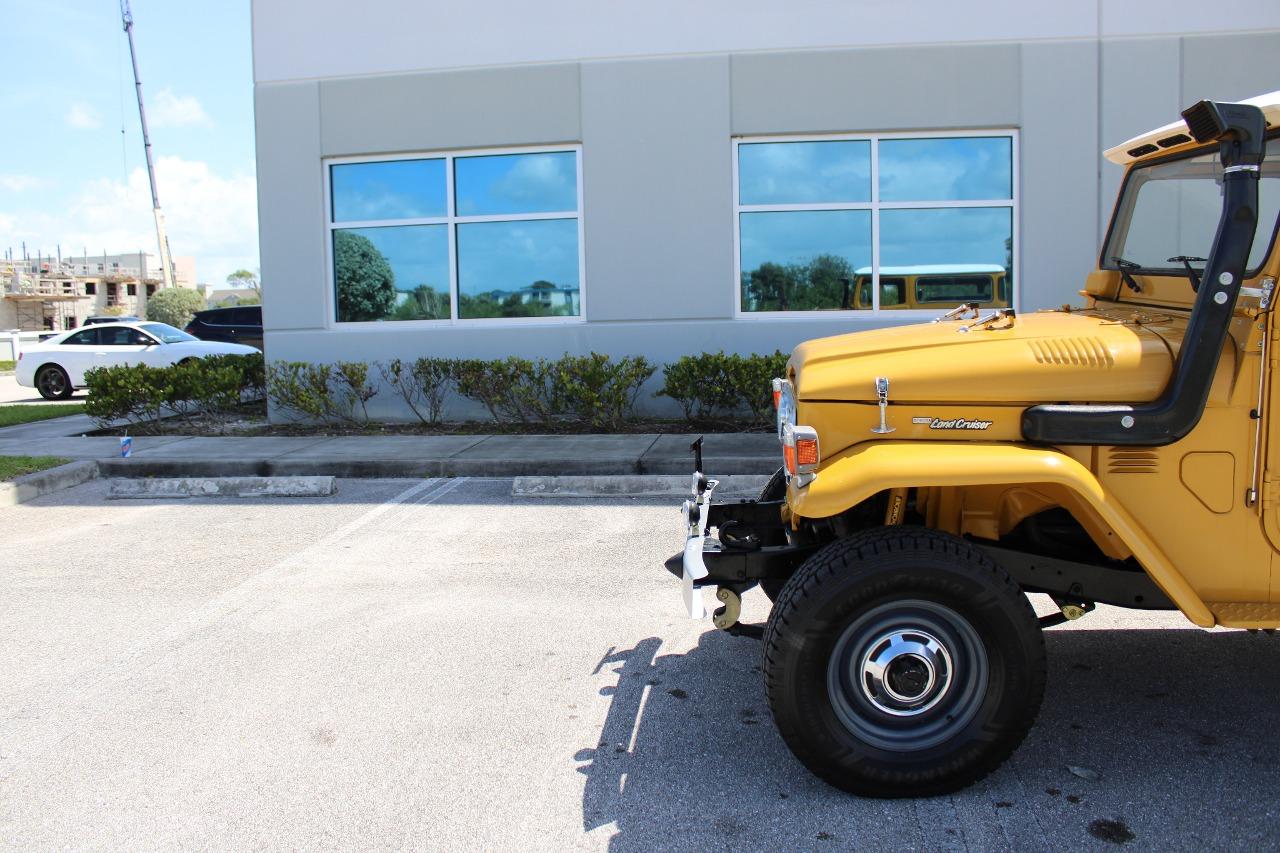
{"left": 739, "top": 210, "right": 871, "bottom": 311}
{"left": 454, "top": 152, "right": 578, "bottom": 216}
{"left": 331, "top": 159, "right": 446, "bottom": 221}
{"left": 333, "top": 225, "right": 450, "bottom": 322}
{"left": 456, "top": 219, "right": 580, "bottom": 318}
{"left": 738, "top": 141, "right": 871, "bottom": 205}
{"left": 879, "top": 137, "right": 1012, "bottom": 201}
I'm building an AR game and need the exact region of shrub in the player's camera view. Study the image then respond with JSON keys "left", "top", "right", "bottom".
{"left": 450, "top": 357, "right": 556, "bottom": 425}
{"left": 266, "top": 360, "right": 379, "bottom": 425}
{"left": 145, "top": 287, "right": 207, "bottom": 327}
{"left": 83, "top": 353, "right": 264, "bottom": 433}
{"left": 379, "top": 357, "right": 453, "bottom": 425}
{"left": 658, "top": 350, "right": 788, "bottom": 426}
{"left": 550, "top": 353, "right": 655, "bottom": 431}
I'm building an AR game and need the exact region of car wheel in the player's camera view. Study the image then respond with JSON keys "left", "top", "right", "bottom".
{"left": 762, "top": 526, "right": 1046, "bottom": 797}
{"left": 35, "top": 365, "right": 73, "bottom": 400}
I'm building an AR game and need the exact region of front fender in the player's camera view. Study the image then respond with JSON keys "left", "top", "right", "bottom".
{"left": 788, "top": 441, "right": 1213, "bottom": 627}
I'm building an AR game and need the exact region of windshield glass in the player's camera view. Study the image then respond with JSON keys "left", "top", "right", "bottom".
{"left": 141, "top": 323, "right": 197, "bottom": 344}
{"left": 1104, "top": 138, "right": 1280, "bottom": 274}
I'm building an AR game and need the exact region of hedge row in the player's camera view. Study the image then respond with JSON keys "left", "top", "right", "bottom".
{"left": 84, "top": 353, "right": 265, "bottom": 434}
{"left": 84, "top": 350, "right": 788, "bottom": 431}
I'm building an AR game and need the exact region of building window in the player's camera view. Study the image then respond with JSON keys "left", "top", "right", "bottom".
{"left": 146, "top": 284, "right": 157, "bottom": 297}
{"left": 127, "top": 283, "right": 137, "bottom": 296}
{"left": 734, "top": 132, "right": 1017, "bottom": 314}
{"left": 84, "top": 282, "right": 96, "bottom": 295}
{"left": 325, "top": 146, "right": 583, "bottom": 324}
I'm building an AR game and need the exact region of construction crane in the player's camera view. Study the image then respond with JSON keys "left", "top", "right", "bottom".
{"left": 120, "top": 0, "right": 175, "bottom": 289}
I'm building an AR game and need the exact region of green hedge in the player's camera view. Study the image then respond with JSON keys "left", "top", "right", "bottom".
{"left": 658, "top": 350, "right": 788, "bottom": 426}
{"left": 84, "top": 353, "right": 265, "bottom": 434}
{"left": 86, "top": 350, "right": 790, "bottom": 431}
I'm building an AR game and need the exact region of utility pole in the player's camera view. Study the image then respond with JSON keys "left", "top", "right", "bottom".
{"left": 120, "top": 0, "right": 175, "bottom": 289}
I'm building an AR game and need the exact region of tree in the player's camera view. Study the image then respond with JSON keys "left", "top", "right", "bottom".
{"left": 226, "top": 268, "right": 260, "bottom": 294}
{"left": 333, "top": 231, "right": 396, "bottom": 321}
{"left": 145, "top": 287, "right": 207, "bottom": 327}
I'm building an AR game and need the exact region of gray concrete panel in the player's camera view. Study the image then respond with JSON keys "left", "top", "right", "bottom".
{"left": 318, "top": 64, "right": 581, "bottom": 157}
{"left": 1018, "top": 40, "right": 1099, "bottom": 311}
{"left": 731, "top": 43, "right": 1021, "bottom": 136}
{"left": 1098, "top": 37, "right": 1182, "bottom": 245}
{"left": 1180, "top": 31, "right": 1280, "bottom": 106}
{"left": 581, "top": 56, "right": 734, "bottom": 321}
{"left": 255, "top": 82, "right": 328, "bottom": 332}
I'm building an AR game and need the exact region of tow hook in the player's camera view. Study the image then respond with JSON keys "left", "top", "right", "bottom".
{"left": 712, "top": 587, "right": 742, "bottom": 629}
{"left": 713, "top": 587, "right": 765, "bottom": 640}
{"left": 1039, "top": 599, "right": 1096, "bottom": 628}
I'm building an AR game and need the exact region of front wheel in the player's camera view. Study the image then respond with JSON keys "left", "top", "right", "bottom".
{"left": 763, "top": 526, "right": 1045, "bottom": 797}
{"left": 35, "top": 365, "right": 73, "bottom": 400}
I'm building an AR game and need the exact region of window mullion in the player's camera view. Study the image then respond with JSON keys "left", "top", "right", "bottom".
{"left": 871, "top": 139, "right": 880, "bottom": 313}
{"left": 446, "top": 154, "right": 459, "bottom": 324}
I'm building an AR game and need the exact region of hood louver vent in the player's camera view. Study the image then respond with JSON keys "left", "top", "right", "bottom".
{"left": 1107, "top": 449, "right": 1159, "bottom": 474}
{"left": 1028, "top": 337, "right": 1115, "bottom": 368}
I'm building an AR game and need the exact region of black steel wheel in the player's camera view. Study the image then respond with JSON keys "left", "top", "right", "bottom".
{"left": 35, "top": 365, "right": 73, "bottom": 400}
{"left": 762, "top": 526, "right": 1045, "bottom": 797}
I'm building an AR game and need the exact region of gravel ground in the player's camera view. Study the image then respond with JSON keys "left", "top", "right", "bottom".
{"left": 1, "top": 477, "right": 1278, "bottom": 851}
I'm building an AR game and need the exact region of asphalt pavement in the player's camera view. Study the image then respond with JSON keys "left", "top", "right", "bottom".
{"left": 2, "top": 478, "right": 1278, "bottom": 850}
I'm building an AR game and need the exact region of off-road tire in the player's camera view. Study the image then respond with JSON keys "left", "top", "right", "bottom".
{"left": 36, "top": 365, "right": 73, "bottom": 400}
{"left": 762, "top": 526, "right": 1045, "bottom": 797}
{"left": 758, "top": 467, "right": 787, "bottom": 602}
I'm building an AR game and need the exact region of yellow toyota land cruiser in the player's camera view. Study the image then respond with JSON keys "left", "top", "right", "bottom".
{"left": 668, "top": 94, "right": 1280, "bottom": 797}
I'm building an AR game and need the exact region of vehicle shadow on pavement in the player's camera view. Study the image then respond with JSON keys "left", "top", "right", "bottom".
{"left": 577, "top": 627, "right": 1280, "bottom": 851}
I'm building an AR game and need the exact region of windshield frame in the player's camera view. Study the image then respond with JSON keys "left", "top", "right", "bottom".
{"left": 1100, "top": 129, "right": 1280, "bottom": 279}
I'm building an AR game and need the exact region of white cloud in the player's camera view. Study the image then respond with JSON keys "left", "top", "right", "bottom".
{"left": 150, "top": 88, "right": 212, "bottom": 128}
{"left": 65, "top": 101, "right": 101, "bottom": 130}
{"left": 0, "top": 157, "right": 258, "bottom": 285}
{"left": 0, "top": 175, "right": 43, "bottom": 192}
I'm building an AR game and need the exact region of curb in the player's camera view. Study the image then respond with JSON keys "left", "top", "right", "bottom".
{"left": 107, "top": 476, "right": 337, "bottom": 500}
{"left": 96, "top": 457, "right": 779, "bottom": 479}
{"left": 0, "top": 460, "right": 99, "bottom": 507}
{"left": 512, "top": 474, "right": 770, "bottom": 498}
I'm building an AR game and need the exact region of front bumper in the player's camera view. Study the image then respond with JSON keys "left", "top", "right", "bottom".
{"left": 668, "top": 472, "right": 817, "bottom": 618}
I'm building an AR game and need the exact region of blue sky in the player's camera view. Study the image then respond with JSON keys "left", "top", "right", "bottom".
{"left": 1, "top": 0, "right": 257, "bottom": 285}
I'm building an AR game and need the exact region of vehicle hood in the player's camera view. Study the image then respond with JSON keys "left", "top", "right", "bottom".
{"left": 174, "top": 341, "right": 260, "bottom": 355}
{"left": 790, "top": 310, "right": 1174, "bottom": 404}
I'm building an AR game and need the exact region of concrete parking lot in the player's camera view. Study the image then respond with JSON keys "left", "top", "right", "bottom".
{"left": 2, "top": 478, "right": 1278, "bottom": 850}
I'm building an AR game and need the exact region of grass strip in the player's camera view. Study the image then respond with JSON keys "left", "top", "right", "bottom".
{"left": 0, "top": 455, "right": 71, "bottom": 481}
{"left": 0, "top": 403, "right": 86, "bottom": 427}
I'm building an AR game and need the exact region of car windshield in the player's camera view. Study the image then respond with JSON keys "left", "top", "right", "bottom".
{"left": 141, "top": 323, "right": 198, "bottom": 344}
{"left": 1103, "top": 138, "right": 1280, "bottom": 274}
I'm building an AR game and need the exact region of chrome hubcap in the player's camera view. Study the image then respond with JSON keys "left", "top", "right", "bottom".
{"left": 858, "top": 629, "right": 952, "bottom": 716}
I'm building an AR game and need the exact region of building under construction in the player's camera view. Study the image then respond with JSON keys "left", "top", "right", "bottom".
{"left": 1, "top": 252, "right": 197, "bottom": 333}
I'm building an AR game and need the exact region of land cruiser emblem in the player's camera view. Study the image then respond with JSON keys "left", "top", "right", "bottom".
{"left": 923, "top": 417, "right": 993, "bottom": 431}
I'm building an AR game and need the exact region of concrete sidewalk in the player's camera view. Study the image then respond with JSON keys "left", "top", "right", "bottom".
{"left": 0, "top": 412, "right": 779, "bottom": 478}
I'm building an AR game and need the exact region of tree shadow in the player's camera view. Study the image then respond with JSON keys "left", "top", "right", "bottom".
{"left": 576, "top": 627, "right": 1280, "bottom": 851}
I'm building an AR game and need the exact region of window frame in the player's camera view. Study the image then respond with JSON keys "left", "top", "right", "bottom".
{"left": 731, "top": 129, "right": 1020, "bottom": 319}
{"left": 322, "top": 144, "right": 586, "bottom": 329}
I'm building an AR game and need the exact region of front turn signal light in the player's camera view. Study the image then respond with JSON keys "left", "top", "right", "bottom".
{"left": 772, "top": 377, "right": 783, "bottom": 410}
{"left": 781, "top": 424, "right": 820, "bottom": 476}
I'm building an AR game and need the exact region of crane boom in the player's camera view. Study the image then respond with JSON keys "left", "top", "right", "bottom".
{"left": 121, "top": 0, "right": 175, "bottom": 289}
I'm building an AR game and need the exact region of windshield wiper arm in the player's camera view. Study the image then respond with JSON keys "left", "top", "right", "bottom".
{"left": 1111, "top": 256, "right": 1143, "bottom": 293}
{"left": 1167, "top": 255, "right": 1207, "bottom": 292}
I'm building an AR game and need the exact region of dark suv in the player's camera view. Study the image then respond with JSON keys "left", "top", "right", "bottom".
{"left": 185, "top": 305, "right": 263, "bottom": 350}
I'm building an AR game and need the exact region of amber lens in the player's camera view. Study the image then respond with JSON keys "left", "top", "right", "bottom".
{"left": 783, "top": 444, "right": 797, "bottom": 474}
{"left": 796, "top": 439, "right": 819, "bottom": 467}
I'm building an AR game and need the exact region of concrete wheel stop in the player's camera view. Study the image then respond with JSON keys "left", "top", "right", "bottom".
{"left": 107, "top": 476, "right": 337, "bottom": 500}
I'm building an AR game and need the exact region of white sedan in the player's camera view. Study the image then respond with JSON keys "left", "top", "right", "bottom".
{"left": 16, "top": 321, "right": 260, "bottom": 400}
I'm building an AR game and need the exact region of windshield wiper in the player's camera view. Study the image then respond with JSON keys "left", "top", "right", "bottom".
{"left": 1167, "top": 255, "right": 1207, "bottom": 292}
{"left": 1111, "top": 256, "right": 1143, "bottom": 293}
